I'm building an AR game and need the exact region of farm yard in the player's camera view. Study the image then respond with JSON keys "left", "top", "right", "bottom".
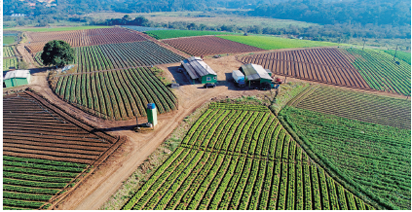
{"left": 280, "top": 106, "right": 411, "bottom": 210}
{"left": 25, "top": 28, "right": 149, "bottom": 53}
{"left": 289, "top": 85, "right": 411, "bottom": 129}
{"left": 162, "top": 36, "right": 263, "bottom": 56}
{"left": 51, "top": 67, "right": 178, "bottom": 120}
{"left": 122, "top": 103, "right": 375, "bottom": 210}
{"left": 3, "top": 91, "right": 123, "bottom": 210}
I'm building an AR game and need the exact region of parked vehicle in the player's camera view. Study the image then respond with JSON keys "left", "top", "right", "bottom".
{"left": 204, "top": 83, "right": 216, "bottom": 88}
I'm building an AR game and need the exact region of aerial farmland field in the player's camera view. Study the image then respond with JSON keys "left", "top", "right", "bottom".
{"left": 289, "top": 85, "right": 411, "bottom": 129}
{"left": 121, "top": 103, "right": 375, "bottom": 210}
{"left": 25, "top": 28, "right": 148, "bottom": 53}
{"left": 219, "top": 35, "right": 337, "bottom": 50}
{"left": 145, "top": 29, "right": 238, "bottom": 40}
{"left": 280, "top": 106, "right": 411, "bottom": 209}
{"left": 3, "top": 91, "right": 124, "bottom": 210}
{"left": 52, "top": 67, "right": 178, "bottom": 120}
{"left": 163, "top": 36, "right": 263, "bottom": 56}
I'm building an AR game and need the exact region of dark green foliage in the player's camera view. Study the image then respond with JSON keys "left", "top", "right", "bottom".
{"left": 41, "top": 40, "right": 74, "bottom": 67}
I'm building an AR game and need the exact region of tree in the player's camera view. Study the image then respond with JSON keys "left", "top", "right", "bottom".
{"left": 41, "top": 40, "right": 74, "bottom": 67}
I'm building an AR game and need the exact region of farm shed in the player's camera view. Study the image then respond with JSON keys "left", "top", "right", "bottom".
{"left": 181, "top": 57, "right": 217, "bottom": 84}
{"left": 240, "top": 63, "right": 272, "bottom": 86}
{"left": 4, "top": 70, "right": 31, "bottom": 88}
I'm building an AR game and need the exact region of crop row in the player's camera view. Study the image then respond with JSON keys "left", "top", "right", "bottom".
{"left": 54, "top": 67, "right": 177, "bottom": 120}
{"left": 3, "top": 58, "right": 19, "bottom": 71}
{"left": 4, "top": 46, "right": 17, "bottom": 57}
{"left": 343, "top": 48, "right": 411, "bottom": 96}
{"left": 290, "top": 85, "right": 411, "bottom": 129}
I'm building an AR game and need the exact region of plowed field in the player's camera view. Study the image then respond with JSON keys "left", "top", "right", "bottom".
{"left": 25, "top": 28, "right": 148, "bottom": 53}
{"left": 163, "top": 36, "right": 263, "bottom": 56}
{"left": 3, "top": 91, "right": 118, "bottom": 164}
{"left": 240, "top": 48, "right": 370, "bottom": 89}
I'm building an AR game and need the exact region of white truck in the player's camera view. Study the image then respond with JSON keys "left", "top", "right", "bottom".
{"left": 232, "top": 70, "right": 246, "bottom": 87}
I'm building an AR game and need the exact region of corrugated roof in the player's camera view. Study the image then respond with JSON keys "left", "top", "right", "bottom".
{"left": 181, "top": 57, "right": 217, "bottom": 80}
{"left": 241, "top": 64, "right": 272, "bottom": 81}
{"left": 4, "top": 70, "right": 30, "bottom": 80}
{"left": 232, "top": 70, "right": 244, "bottom": 78}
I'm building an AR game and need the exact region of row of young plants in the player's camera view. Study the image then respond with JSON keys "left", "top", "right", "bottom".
{"left": 122, "top": 104, "right": 375, "bottom": 210}
{"left": 3, "top": 156, "right": 87, "bottom": 209}
{"left": 280, "top": 106, "right": 410, "bottom": 209}
{"left": 53, "top": 67, "right": 177, "bottom": 120}
{"left": 3, "top": 58, "right": 18, "bottom": 71}
{"left": 4, "top": 46, "right": 16, "bottom": 57}
{"left": 344, "top": 48, "right": 411, "bottom": 96}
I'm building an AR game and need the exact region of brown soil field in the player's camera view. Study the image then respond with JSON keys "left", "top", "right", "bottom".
{"left": 240, "top": 48, "right": 371, "bottom": 90}
{"left": 163, "top": 36, "right": 264, "bottom": 56}
{"left": 25, "top": 28, "right": 148, "bottom": 53}
{"left": 3, "top": 91, "right": 121, "bottom": 164}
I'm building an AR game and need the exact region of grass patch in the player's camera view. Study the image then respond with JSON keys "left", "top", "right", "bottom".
{"left": 218, "top": 35, "right": 338, "bottom": 50}
{"left": 3, "top": 36, "right": 17, "bottom": 45}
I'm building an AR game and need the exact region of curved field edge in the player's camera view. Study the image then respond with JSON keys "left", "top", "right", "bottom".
{"left": 218, "top": 35, "right": 338, "bottom": 50}
{"left": 119, "top": 102, "right": 377, "bottom": 210}
{"left": 279, "top": 106, "right": 410, "bottom": 210}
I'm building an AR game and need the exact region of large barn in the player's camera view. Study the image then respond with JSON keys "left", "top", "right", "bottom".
{"left": 181, "top": 57, "right": 217, "bottom": 84}
{"left": 240, "top": 63, "right": 272, "bottom": 87}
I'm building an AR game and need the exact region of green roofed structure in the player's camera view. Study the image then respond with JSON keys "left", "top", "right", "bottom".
{"left": 239, "top": 63, "right": 272, "bottom": 87}
{"left": 4, "top": 70, "right": 31, "bottom": 88}
{"left": 181, "top": 57, "right": 217, "bottom": 84}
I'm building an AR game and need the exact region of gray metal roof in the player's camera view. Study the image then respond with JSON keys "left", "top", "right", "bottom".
{"left": 181, "top": 57, "right": 217, "bottom": 80}
{"left": 241, "top": 64, "right": 272, "bottom": 81}
{"left": 4, "top": 70, "right": 30, "bottom": 80}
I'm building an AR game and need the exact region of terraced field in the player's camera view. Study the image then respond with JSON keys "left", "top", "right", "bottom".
{"left": 280, "top": 106, "right": 411, "bottom": 210}
{"left": 288, "top": 85, "right": 411, "bottom": 129}
{"left": 122, "top": 103, "right": 374, "bottom": 210}
{"left": 52, "top": 67, "right": 178, "bottom": 120}
{"left": 163, "top": 36, "right": 263, "bottom": 56}
{"left": 3, "top": 91, "right": 123, "bottom": 210}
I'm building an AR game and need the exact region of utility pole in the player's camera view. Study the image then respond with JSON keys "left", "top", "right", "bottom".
{"left": 393, "top": 44, "right": 399, "bottom": 61}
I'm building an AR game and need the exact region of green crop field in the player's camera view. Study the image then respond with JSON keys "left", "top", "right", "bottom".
{"left": 341, "top": 48, "right": 411, "bottom": 96}
{"left": 121, "top": 103, "right": 374, "bottom": 210}
{"left": 3, "top": 156, "right": 88, "bottom": 210}
{"left": 218, "top": 35, "right": 337, "bottom": 50}
{"left": 288, "top": 85, "right": 411, "bottom": 129}
{"left": 4, "top": 26, "right": 111, "bottom": 33}
{"left": 3, "top": 58, "right": 19, "bottom": 71}
{"left": 53, "top": 67, "right": 178, "bottom": 120}
{"left": 384, "top": 50, "right": 411, "bottom": 65}
{"left": 280, "top": 106, "right": 411, "bottom": 210}
{"left": 3, "top": 46, "right": 17, "bottom": 58}
{"left": 145, "top": 30, "right": 238, "bottom": 40}
{"left": 3, "top": 36, "right": 17, "bottom": 45}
